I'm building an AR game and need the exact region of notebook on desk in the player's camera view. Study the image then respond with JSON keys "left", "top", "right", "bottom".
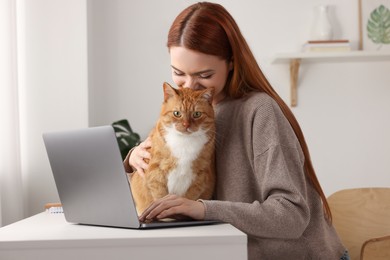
{"left": 43, "top": 125, "right": 217, "bottom": 229}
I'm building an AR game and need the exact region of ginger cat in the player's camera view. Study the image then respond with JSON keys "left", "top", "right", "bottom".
{"left": 130, "top": 82, "right": 216, "bottom": 215}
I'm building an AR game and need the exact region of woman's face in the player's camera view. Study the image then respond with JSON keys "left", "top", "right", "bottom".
{"left": 170, "top": 46, "right": 232, "bottom": 105}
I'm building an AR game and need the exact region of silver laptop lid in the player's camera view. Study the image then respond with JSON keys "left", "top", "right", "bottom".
{"left": 43, "top": 126, "right": 140, "bottom": 228}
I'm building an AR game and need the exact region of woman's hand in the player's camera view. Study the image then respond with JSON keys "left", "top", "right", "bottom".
{"left": 139, "top": 194, "right": 206, "bottom": 222}
{"left": 129, "top": 137, "right": 152, "bottom": 177}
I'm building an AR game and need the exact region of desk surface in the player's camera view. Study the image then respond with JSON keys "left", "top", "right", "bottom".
{"left": 0, "top": 212, "right": 247, "bottom": 260}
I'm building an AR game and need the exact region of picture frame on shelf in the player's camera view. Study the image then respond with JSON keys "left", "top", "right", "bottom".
{"left": 358, "top": 0, "right": 390, "bottom": 51}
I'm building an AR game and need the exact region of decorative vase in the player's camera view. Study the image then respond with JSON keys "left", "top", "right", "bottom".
{"left": 310, "top": 5, "right": 333, "bottom": 41}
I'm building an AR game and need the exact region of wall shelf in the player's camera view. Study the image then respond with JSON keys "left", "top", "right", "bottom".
{"left": 271, "top": 51, "right": 390, "bottom": 107}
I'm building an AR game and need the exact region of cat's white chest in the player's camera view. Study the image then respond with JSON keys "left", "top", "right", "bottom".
{"left": 164, "top": 126, "right": 208, "bottom": 195}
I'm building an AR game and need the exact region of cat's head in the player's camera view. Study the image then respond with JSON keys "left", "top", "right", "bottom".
{"left": 160, "top": 82, "right": 215, "bottom": 135}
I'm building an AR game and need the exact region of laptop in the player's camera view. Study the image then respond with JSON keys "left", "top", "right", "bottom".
{"left": 43, "top": 125, "right": 218, "bottom": 229}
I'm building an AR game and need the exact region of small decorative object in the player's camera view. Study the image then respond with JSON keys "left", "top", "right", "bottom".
{"left": 310, "top": 5, "right": 334, "bottom": 41}
{"left": 359, "top": 0, "right": 390, "bottom": 51}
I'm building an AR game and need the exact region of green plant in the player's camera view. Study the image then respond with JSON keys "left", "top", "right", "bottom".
{"left": 112, "top": 119, "right": 141, "bottom": 160}
{"left": 367, "top": 5, "right": 390, "bottom": 50}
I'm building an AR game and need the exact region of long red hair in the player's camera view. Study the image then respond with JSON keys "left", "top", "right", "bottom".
{"left": 167, "top": 2, "right": 332, "bottom": 222}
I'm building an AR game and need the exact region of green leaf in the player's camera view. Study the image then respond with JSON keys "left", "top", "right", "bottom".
{"left": 366, "top": 5, "right": 390, "bottom": 48}
{"left": 112, "top": 119, "right": 141, "bottom": 160}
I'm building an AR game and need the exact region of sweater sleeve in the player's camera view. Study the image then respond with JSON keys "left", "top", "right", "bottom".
{"left": 202, "top": 145, "right": 310, "bottom": 239}
{"left": 123, "top": 147, "right": 136, "bottom": 174}
{"left": 202, "top": 94, "right": 311, "bottom": 239}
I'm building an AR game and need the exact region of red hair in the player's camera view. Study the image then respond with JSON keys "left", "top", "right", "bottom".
{"left": 167, "top": 2, "right": 332, "bottom": 221}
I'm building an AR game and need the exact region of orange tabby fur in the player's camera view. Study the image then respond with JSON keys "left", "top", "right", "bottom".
{"left": 130, "top": 82, "right": 216, "bottom": 215}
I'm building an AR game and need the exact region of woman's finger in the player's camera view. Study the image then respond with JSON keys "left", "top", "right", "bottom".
{"left": 139, "top": 195, "right": 177, "bottom": 221}
{"left": 143, "top": 137, "right": 152, "bottom": 147}
{"left": 157, "top": 198, "right": 205, "bottom": 220}
{"left": 139, "top": 195, "right": 205, "bottom": 221}
{"left": 129, "top": 139, "right": 151, "bottom": 174}
{"left": 140, "top": 137, "right": 152, "bottom": 149}
{"left": 134, "top": 166, "right": 145, "bottom": 178}
{"left": 140, "top": 150, "right": 151, "bottom": 160}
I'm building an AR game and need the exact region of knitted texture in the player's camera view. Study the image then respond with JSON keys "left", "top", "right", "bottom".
{"left": 201, "top": 92, "right": 345, "bottom": 259}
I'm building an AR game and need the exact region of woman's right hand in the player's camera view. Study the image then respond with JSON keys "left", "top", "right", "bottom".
{"left": 129, "top": 137, "right": 152, "bottom": 177}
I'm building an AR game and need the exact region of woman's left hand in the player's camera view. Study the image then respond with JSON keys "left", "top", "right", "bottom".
{"left": 139, "top": 194, "right": 205, "bottom": 222}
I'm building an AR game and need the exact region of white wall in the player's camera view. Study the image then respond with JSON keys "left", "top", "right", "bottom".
{"left": 87, "top": 0, "right": 390, "bottom": 197}
{"left": 20, "top": 0, "right": 389, "bottom": 218}
{"left": 87, "top": 0, "right": 179, "bottom": 132}
{"left": 18, "top": 0, "right": 88, "bottom": 217}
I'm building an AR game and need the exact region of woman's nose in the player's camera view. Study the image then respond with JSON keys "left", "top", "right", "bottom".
{"left": 182, "top": 77, "right": 198, "bottom": 90}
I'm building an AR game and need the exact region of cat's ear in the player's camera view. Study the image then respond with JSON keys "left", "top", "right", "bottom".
{"left": 163, "top": 82, "right": 178, "bottom": 102}
{"left": 201, "top": 87, "right": 214, "bottom": 105}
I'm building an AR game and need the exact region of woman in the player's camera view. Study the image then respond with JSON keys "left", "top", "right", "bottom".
{"left": 124, "top": 2, "right": 349, "bottom": 259}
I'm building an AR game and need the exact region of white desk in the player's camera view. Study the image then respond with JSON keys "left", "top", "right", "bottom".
{"left": 0, "top": 212, "right": 247, "bottom": 260}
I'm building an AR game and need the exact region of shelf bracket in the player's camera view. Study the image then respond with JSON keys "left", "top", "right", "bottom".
{"left": 289, "top": 58, "right": 301, "bottom": 107}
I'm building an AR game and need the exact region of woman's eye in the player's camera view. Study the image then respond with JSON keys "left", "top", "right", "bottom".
{"left": 193, "top": 111, "right": 202, "bottom": 118}
{"left": 173, "top": 71, "right": 184, "bottom": 76}
{"left": 199, "top": 74, "right": 212, "bottom": 79}
{"left": 173, "top": 111, "right": 182, "bottom": 117}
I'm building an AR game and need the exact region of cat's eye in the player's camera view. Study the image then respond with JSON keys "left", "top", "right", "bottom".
{"left": 173, "top": 111, "right": 182, "bottom": 117}
{"left": 193, "top": 111, "right": 202, "bottom": 118}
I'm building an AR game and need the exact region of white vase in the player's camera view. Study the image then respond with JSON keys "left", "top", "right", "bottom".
{"left": 310, "top": 5, "right": 333, "bottom": 41}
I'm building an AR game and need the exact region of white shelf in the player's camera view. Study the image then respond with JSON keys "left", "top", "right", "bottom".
{"left": 271, "top": 51, "right": 390, "bottom": 106}
{"left": 272, "top": 50, "right": 390, "bottom": 63}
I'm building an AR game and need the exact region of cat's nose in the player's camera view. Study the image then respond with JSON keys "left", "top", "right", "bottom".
{"left": 182, "top": 120, "right": 190, "bottom": 129}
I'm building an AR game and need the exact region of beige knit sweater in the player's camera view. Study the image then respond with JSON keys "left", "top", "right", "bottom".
{"left": 201, "top": 92, "right": 346, "bottom": 259}
{"left": 124, "top": 91, "right": 346, "bottom": 259}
